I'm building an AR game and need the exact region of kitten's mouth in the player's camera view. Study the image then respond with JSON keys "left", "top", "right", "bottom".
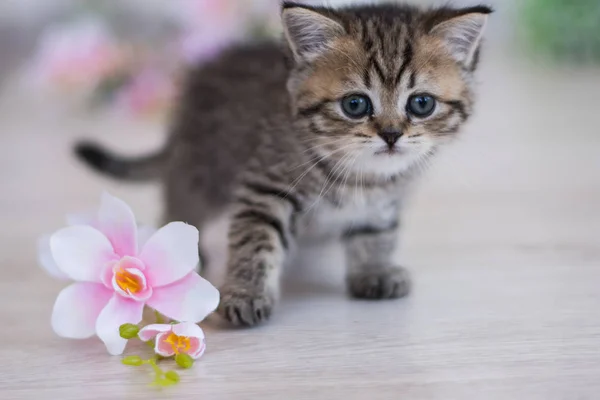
{"left": 375, "top": 147, "right": 402, "bottom": 156}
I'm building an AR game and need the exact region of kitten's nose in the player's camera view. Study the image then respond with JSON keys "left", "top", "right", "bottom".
{"left": 378, "top": 129, "right": 403, "bottom": 147}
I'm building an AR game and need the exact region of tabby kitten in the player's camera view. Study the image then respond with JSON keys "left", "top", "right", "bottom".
{"left": 76, "top": 2, "right": 491, "bottom": 327}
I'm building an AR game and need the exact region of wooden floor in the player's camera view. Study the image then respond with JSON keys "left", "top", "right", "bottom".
{"left": 1, "top": 52, "right": 600, "bottom": 399}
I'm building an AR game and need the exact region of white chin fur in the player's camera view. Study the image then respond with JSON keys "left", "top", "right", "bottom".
{"left": 351, "top": 142, "right": 434, "bottom": 179}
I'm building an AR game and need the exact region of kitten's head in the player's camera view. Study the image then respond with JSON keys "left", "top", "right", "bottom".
{"left": 282, "top": 2, "right": 491, "bottom": 178}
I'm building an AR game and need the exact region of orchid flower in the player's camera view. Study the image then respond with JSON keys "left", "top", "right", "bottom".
{"left": 139, "top": 322, "right": 206, "bottom": 360}
{"left": 49, "top": 193, "right": 220, "bottom": 355}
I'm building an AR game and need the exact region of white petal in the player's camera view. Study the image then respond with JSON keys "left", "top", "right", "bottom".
{"left": 38, "top": 235, "right": 69, "bottom": 280}
{"left": 95, "top": 295, "right": 144, "bottom": 355}
{"left": 139, "top": 222, "right": 199, "bottom": 287}
{"left": 50, "top": 226, "right": 117, "bottom": 282}
{"left": 188, "top": 339, "right": 206, "bottom": 359}
{"left": 172, "top": 322, "right": 205, "bottom": 340}
{"left": 137, "top": 324, "right": 172, "bottom": 342}
{"left": 137, "top": 224, "right": 157, "bottom": 249}
{"left": 51, "top": 283, "right": 112, "bottom": 339}
{"left": 97, "top": 192, "right": 138, "bottom": 257}
{"left": 147, "top": 272, "right": 220, "bottom": 323}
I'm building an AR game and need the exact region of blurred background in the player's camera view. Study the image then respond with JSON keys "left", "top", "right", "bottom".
{"left": 1, "top": 0, "right": 599, "bottom": 285}
{"left": 2, "top": 1, "right": 600, "bottom": 397}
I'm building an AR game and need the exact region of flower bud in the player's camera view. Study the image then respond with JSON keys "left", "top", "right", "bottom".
{"left": 119, "top": 323, "right": 140, "bottom": 339}
{"left": 122, "top": 356, "right": 144, "bottom": 366}
{"left": 175, "top": 353, "right": 194, "bottom": 369}
{"left": 165, "top": 371, "right": 180, "bottom": 383}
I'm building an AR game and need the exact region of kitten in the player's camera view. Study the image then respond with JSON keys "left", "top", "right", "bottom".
{"left": 75, "top": 2, "right": 491, "bottom": 327}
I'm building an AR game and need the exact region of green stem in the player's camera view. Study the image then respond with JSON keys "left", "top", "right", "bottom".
{"left": 145, "top": 358, "right": 164, "bottom": 378}
{"left": 146, "top": 358, "right": 179, "bottom": 387}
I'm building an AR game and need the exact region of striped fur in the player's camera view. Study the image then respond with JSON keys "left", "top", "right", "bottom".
{"left": 74, "top": 2, "right": 491, "bottom": 326}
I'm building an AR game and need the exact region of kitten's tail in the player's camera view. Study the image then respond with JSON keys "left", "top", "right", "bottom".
{"left": 74, "top": 141, "right": 166, "bottom": 182}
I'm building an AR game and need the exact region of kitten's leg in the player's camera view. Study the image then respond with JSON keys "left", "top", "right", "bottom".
{"left": 344, "top": 223, "right": 411, "bottom": 300}
{"left": 218, "top": 194, "right": 295, "bottom": 327}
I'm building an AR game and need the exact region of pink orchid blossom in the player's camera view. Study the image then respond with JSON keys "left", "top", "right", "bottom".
{"left": 138, "top": 322, "right": 206, "bottom": 359}
{"left": 50, "top": 193, "right": 220, "bottom": 355}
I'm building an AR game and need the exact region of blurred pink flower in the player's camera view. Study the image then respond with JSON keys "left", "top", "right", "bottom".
{"left": 177, "top": 0, "right": 243, "bottom": 63}
{"left": 115, "top": 68, "right": 176, "bottom": 117}
{"left": 24, "top": 1, "right": 283, "bottom": 117}
{"left": 50, "top": 193, "right": 220, "bottom": 355}
{"left": 176, "top": 0, "right": 280, "bottom": 63}
{"left": 30, "top": 18, "right": 125, "bottom": 92}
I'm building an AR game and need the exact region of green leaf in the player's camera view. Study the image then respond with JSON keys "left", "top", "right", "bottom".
{"left": 175, "top": 353, "right": 194, "bottom": 369}
{"left": 165, "top": 371, "right": 180, "bottom": 383}
{"left": 122, "top": 356, "right": 144, "bottom": 366}
{"left": 119, "top": 323, "right": 140, "bottom": 339}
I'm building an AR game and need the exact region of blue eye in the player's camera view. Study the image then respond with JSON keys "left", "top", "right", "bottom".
{"left": 407, "top": 94, "right": 436, "bottom": 117}
{"left": 341, "top": 94, "right": 372, "bottom": 119}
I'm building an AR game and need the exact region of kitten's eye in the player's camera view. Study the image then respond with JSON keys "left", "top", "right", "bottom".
{"left": 407, "top": 94, "right": 436, "bottom": 118}
{"left": 341, "top": 94, "right": 372, "bottom": 119}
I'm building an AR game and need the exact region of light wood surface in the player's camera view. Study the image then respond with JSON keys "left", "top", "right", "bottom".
{"left": 1, "top": 52, "right": 600, "bottom": 399}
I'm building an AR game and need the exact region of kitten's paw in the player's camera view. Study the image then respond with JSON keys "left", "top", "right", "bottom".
{"left": 347, "top": 266, "right": 411, "bottom": 300}
{"left": 217, "top": 284, "right": 275, "bottom": 327}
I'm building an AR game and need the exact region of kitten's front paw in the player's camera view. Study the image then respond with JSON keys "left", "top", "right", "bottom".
{"left": 217, "top": 284, "right": 275, "bottom": 327}
{"left": 347, "top": 266, "right": 411, "bottom": 300}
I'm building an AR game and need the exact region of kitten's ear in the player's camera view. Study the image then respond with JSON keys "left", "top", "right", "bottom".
{"left": 430, "top": 7, "right": 492, "bottom": 68}
{"left": 282, "top": 3, "right": 346, "bottom": 62}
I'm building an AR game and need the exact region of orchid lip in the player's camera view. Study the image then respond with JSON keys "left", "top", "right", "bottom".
{"left": 155, "top": 330, "right": 205, "bottom": 359}
{"left": 110, "top": 258, "right": 153, "bottom": 301}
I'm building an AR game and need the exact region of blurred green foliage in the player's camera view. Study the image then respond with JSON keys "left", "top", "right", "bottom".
{"left": 520, "top": 0, "right": 600, "bottom": 63}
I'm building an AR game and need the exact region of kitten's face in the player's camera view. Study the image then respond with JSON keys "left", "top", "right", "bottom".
{"left": 283, "top": 4, "right": 490, "bottom": 178}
